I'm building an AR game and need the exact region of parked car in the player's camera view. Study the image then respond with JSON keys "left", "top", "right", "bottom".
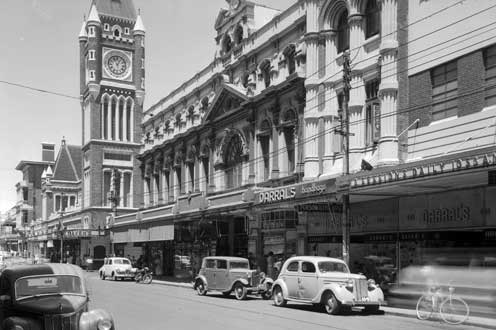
{"left": 0, "top": 263, "right": 114, "bottom": 329}
{"left": 359, "top": 255, "right": 397, "bottom": 292}
{"left": 272, "top": 256, "right": 384, "bottom": 315}
{"left": 194, "top": 256, "right": 273, "bottom": 300}
{"left": 98, "top": 257, "right": 134, "bottom": 281}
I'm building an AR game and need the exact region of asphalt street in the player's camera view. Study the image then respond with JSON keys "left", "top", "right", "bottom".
{"left": 85, "top": 272, "right": 487, "bottom": 330}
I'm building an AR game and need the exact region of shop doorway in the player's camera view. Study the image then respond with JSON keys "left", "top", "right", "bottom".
{"left": 93, "top": 245, "right": 106, "bottom": 270}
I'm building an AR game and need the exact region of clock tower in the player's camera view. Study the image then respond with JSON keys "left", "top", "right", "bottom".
{"left": 79, "top": 0, "right": 145, "bottom": 211}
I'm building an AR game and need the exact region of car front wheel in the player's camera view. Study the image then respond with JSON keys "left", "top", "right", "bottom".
{"left": 196, "top": 280, "right": 207, "bottom": 296}
{"left": 273, "top": 286, "right": 287, "bottom": 307}
{"left": 234, "top": 283, "right": 247, "bottom": 300}
{"left": 323, "top": 292, "right": 341, "bottom": 315}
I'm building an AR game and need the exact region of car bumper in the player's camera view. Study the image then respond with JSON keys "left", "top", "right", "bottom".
{"left": 342, "top": 299, "right": 385, "bottom": 307}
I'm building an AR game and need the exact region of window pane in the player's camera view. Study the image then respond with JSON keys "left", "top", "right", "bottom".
{"left": 287, "top": 262, "right": 299, "bottom": 272}
{"left": 302, "top": 262, "right": 316, "bottom": 273}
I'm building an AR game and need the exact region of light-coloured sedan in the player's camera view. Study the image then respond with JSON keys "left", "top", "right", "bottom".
{"left": 98, "top": 257, "right": 134, "bottom": 281}
{"left": 272, "top": 256, "right": 384, "bottom": 314}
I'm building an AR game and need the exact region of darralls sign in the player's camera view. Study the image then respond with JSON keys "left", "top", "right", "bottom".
{"left": 256, "top": 179, "right": 336, "bottom": 205}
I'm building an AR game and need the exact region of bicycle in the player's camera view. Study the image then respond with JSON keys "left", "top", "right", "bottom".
{"left": 416, "top": 284, "right": 469, "bottom": 325}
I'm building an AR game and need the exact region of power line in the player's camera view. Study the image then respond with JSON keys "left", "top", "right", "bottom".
{"left": 137, "top": 75, "right": 496, "bottom": 200}
{"left": 0, "top": 80, "right": 79, "bottom": 100}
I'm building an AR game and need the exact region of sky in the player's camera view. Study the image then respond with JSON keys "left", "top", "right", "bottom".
{"left": 0, "top": 0, "right": 295, "bottom": 213}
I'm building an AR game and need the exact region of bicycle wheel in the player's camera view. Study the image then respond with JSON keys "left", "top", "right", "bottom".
{"left": 416, "top": 295, "right": 434, "bottom": 320}
{"left": 440, "top": 297, "right": 469, "bottom": 325}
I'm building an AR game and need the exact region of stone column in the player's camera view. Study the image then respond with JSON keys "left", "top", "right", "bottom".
{"left": 123, "top": 99, "right": 128, "bottom": 142}
{"left": 101, "top": 101, "right": 105, "bottom": 139}
{"left": 271, "top": 110, "right": 280, "bottom": 180}
{"left": 119, "top": 171, "right": 124, "bottom": 207}
{"left": 378, "top": 0, "right": 399, "bottom": 166}
{"left": 323, "top": 30, "right": 337, "bottom": 80}
{"left": 107, "top": 100, "right": 112, "bottom": 141}
{"left": 208, "top": 139, "right": 216, "bottom": 192}
{"left": 116, "top": 98, "right": 121, "bottom": 141}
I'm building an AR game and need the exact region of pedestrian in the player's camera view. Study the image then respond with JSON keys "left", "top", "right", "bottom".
{"left": 267, "top": 252, "right": 275, "bottom": 279}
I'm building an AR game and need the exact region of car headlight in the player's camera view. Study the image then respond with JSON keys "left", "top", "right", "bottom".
{"left": 97, "top": 319, "right": 113, "bottom": 330}
{"left": 345, "top": 279, "right": 354, "bottom": 292}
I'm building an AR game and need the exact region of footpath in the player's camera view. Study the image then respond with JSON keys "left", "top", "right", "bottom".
{"left": 151, "top": 277, "right": 496, "bottom": 330}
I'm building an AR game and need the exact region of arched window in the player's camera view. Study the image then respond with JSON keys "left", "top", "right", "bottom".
{"left": 365, "top": 0, "right": 380, "bottom": 38}
{"left": 337, "top": 10, "right": 349, "bottom": 54}
{"left": 259, "top": 120, "right": 271, "bottom": 181}
{"left": 283, "top": 44, "right": 296, "bottom": 75}
{"left": 260, "top": 60, "right": 271, "bottom": 88}
{"left": 241, "top": 72, "right": 249, "bottom": 88}
{"left": 175, "top": 113, "right": 182, "bottom": 127}
{"left": 234, "top": 25, "right": 244, "bottom": 45}
{"left": 222, "top": 35, "right": 233, "bottom": 54}
{"left": 225, "top": 134, "right": 244, "bottom": 189}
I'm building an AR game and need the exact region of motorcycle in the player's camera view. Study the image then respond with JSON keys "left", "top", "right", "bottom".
{"left": 132, "top": 267, "right": 153, "bottom": 284}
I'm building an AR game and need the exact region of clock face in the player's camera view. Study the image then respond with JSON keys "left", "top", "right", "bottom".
{"left": 108, "top": 55, "right": 127, "bottom": 76}
{"left": 102, "top": 48, "right": 132, "bottom": 81}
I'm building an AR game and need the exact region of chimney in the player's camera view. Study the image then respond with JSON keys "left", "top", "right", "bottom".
{"left": 42, "top": 143, "right": 55, "bottom": 162}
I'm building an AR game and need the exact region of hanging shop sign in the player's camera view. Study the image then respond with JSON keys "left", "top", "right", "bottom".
{"left": 256, "top": 178, "right": 336, "bottom": 205}
{"left": 64, "top": 229, "right": 104, "bottom": 239}
{"left": 351, "top": 151, "right": 496, "bottom": 188}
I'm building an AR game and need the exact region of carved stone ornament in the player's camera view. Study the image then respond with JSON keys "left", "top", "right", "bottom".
{"left": 173, "top": 150, "right": 184, "bottom": 169}
{"left": 185, "top": 145, "right": 198, "bottom": 164}
{"left": 144, "top": 162, "right": 153, "bottom": 179}
{"left": 163, "top": 154, "right": 173, "bottom": 172}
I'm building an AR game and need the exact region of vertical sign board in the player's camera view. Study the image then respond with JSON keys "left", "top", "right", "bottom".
{"left": 373, "top": 104, "right": 381, "bottom": 143}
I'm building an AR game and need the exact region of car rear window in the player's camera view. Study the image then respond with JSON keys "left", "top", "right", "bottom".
{"left": 113, "top": 259, "right": 130, "bottom": 265}
{"left": 15, "top": 275, "right": 84, "bottom": 299}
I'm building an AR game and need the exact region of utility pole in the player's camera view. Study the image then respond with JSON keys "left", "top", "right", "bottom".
{"left": 108, "top": 168, "right": 120, "bottom": 256}
{"left": 58, "top": 192, "right": 66, "bottom": 263}
{"left": 341, "top": 51, "right": 352, "bottom": 266}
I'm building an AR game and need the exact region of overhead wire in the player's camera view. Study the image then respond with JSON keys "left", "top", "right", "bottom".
{"left": 136, "top": 19, "right": 496, "bottom": 199}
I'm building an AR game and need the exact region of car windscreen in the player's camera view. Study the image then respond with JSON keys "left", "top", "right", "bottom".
{"left": 230, "top": 262, "right": 249, "bottom": 269}
{"left": 318, "top": 262, "right": 349, "bottom": 273}
{"left": 114, "top": 259, "right": 130, "bottom": 265}
{"left": 15, "top": 275, "right": 84, "bottom": 300}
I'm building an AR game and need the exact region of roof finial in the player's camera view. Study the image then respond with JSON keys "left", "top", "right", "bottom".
{"left": 62, "top": 136, "right": 66, "bottom": 145}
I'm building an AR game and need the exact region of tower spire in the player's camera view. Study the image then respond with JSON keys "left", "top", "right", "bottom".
{"left": 133, "top": 9, "right": 146, "bottom": 34}
{"left": 78, "top": 15, "right": 88, "bottom": 40}
{"left": 87, "top": 1, "right": 101, "bottom": 25}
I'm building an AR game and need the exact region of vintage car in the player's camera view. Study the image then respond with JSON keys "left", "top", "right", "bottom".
{"left": 194, "top": 256, "right": 273, "bottom": 300}
{"left": 98, "top": 257, "right": 134, "bottom": 281}
{"left": 272, "top": 256, "right": 384, "bottom": 314}
{"left": 359, "top": 255, "right": 397, "bottom": 292}
{"left": 0, "top": 263, "right": 115, "bottom": 330}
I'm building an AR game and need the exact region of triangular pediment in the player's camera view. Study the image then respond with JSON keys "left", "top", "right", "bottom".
{"left": 204, "top": 84, "right": 249, "bottom": 122}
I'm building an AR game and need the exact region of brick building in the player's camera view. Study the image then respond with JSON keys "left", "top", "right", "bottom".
{"left": 20, "top": 0, "right": 145, "bottom": 267}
